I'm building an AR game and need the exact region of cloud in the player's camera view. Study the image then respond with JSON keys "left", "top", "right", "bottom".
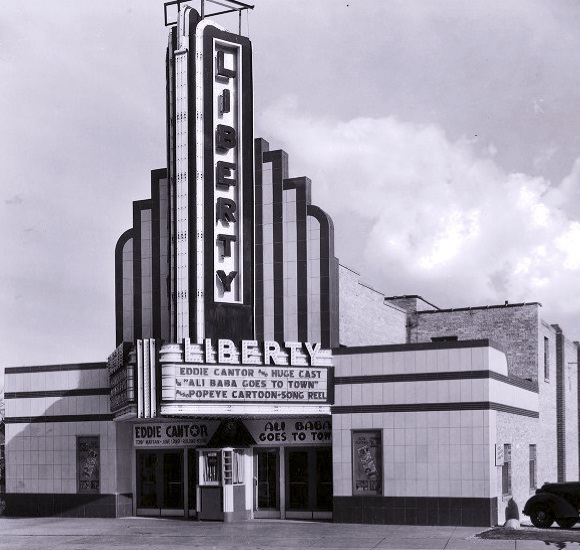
{"left": 5, "top": 194, "right": 24, "bottom": 205}
{"left": 259, "top": 97, "right": 580, "bottom": 333}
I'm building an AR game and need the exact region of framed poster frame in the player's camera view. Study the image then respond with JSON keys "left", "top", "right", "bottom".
{"left": 352, "top": 430, "right": 382, "bottom": 496}
{"left": 77, "top": 436, "right": 100, "bottom": 494}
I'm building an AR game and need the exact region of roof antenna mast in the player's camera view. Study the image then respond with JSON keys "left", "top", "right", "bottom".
{"left": 164, "top": 0, "right": 254, "bottom": 35}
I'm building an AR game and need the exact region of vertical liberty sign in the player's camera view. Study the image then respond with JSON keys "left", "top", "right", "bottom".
{"left": 214, "top": 44, "right": 241, "bottom": 301}
{"left": 198, "top": 21, "right": 254, "bottom": 342}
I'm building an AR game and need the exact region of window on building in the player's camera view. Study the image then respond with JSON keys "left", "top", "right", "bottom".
{"left": 201, "top": 450, "right": 221, "bottom": 485}
{"left": 502, "top": 444, "right": 512, "bottom": 496}
{"left": 77, "top": 436, "right": 100, "bottom": 494}
{"left": 200, "top": 449, "right": 244, "bottom": 485}
{"left": 529, "top": 445, "right": 537, "bottom": 490}
{"left": 544, "top": 337, "right": 549, "bottom": 380}
{"left": 223, "top": 449, "right": 244, "bottom": 485}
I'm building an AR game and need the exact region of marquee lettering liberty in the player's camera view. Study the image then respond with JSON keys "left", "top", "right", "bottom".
{"left": 216, "top": 124, "right": 236, "bottom": 150}
{"left": 217, "top": 270, "right": 238, "bottom": 292}
{"left": 214, "top": 46, "right": 241, "bottom": 297}
{"left": 216, "top": 161, "right": 236, "bottom": 188}
{"left": 217, "top": 234, "right": 236, "bottom": 256}
{"left": 216, "top": 50, "right": 236, "bottom": 79}
{"left": 216, "top": 197, "right": 237, "bottom": 223}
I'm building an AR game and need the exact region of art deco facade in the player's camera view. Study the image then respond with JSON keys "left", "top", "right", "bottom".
{"left": 3, "top": 3, "right": 579, "bottom": 526}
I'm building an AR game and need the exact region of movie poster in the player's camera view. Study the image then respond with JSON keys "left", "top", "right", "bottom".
{"left": 77, "top": 436, "right": 100, "bottom": 494}
{"left": 352, "top": 430, "right": 382, "bottom": 495}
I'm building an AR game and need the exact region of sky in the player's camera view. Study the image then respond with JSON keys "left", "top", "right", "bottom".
{"left": 2, "top": 0, "right": 580, "bottom": 369}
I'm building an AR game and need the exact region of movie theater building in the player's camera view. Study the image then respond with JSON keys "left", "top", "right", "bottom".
{"left": 3, "top": 2, "right": 579, "bottom": 526}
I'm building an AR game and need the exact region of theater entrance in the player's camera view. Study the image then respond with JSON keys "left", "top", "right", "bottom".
{"left": 254, "top": 446, "right": 333, "bottom": 520}
{"left": 286, "top": 447, "right": 332, "bottom": 519}
{"left": 136, "top": 450, "right": 192, "bottom": 516}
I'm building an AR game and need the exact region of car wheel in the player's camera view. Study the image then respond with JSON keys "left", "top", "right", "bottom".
{"left": 530, "top": 504, "right": 554, "bottom": 528}
{"left": 556, "top": 518, "right": 576, "bottom": 529}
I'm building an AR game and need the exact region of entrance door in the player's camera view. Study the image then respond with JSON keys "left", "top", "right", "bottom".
{"left": 136, "top": 450, "right": 184, "bottom": 516}
{"left": 254, "top": 448, "right": 279, "bottom": 518}
{"left": 285, "top": 447, "right": 333, "bottom": 519}
{"left": 315, "top": 447, "right": 333, "bottom": 512}
{"left": 187, "top": 449, "right": 197, "bottom": 516}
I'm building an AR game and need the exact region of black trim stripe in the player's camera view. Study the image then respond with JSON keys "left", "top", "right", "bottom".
{"left": 307, "top": 205, "right": 339, "bottom": 348}
{"left": 5, "top": 363, "right": 106, "bottom": 374}
{"left": 158, "top": 173, "right": 171, "bottom": 341}
{"left": 166, "top": 25, "right": 178, "bottom": 342}
{"left": 254, "top": 138, "right": 269, "bottom": 341}
{"left": 151, "top": 168, "right": 167, "bottom": 340}
{"left": 5, "top": 389, "right": 110, "bottom": 399}
{"left": 4, "top": 414, "right": 114, "bottom": 424}
{"left": 335, "top": 370, "right": 539, "bottom": 393}
{"left": 133, "top": 199, "right": 152, "bottom": 340}
{"left": 263, "top": 149, "right": 288, "bottom": 343}
{"left": 334, "top": 338, "right": 504, "bottom": 355}
{"left": 283, "top": 177, "right": 311, "bottom": 342}
{"left": 332, "top": 402, "right": 538, "bottom": 418}
{"left": 334, "top": 495, "right": 496, "bottom": 527}
{"left": 115, "top": 229, "right": 134, "bottom": 346}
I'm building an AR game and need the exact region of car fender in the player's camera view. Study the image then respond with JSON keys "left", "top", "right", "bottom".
{"left": 524, "top": 493, "right": 578, "bottom": 519}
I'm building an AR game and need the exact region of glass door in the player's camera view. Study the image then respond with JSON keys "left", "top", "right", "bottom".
{"left": 285, "top": 447, "right": 333, "bottom": 519}
{"left": 255, "top": 448, "right": 279, "bottom": 518}
{"left": 286, "top": 450, "right": 309, "bottom": 514}
{"left": 315, "top": 447, "right": 333, "bottom": 511}
{"left": 137, "top": 452, "right": 159, "bottom": 513}
{"left": 136, "top": 450, "right": 184, "bottom": 516}
{"left": 187, "top": 449, "right": 197, "bottom": 516}
{"left": 162, "top": 452, "right": 184, "bottom": 514}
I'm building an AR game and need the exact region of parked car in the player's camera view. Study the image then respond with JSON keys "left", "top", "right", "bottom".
{"left": 523, "top": 482, "right": 580, "bottom": 529}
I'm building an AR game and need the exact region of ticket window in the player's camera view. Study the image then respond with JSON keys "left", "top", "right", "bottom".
{"left": 198, "top": 448, "right": 246, "bottom": 521}
{"left": 201, "top": 450, "right": 221, "bottom": 485}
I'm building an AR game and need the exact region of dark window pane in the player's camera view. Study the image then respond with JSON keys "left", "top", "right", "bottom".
{"left": 316, "top": 448, "right": 333, "bottom": 511}
{"left": 138, "top": 453, "right": 158, "bottom": 508}
{"left": 257, "top": 448, "right": 278, "bottom": 509}
{"left": 288, "top": 451, "right": 309, "bottom": 510}
{"left": 163, "top": 452, "right": 183, "bottom": 509}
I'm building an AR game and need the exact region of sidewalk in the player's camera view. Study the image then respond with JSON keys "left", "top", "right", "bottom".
{"left": 0, "top": 517, "right": 579, "bottom": 550}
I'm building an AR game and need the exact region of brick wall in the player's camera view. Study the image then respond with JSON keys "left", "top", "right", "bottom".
{"left": 493, "top": 321, "right": 568, "bottom": 520}
{"left": 339, "top": 264, "right": 407, "bottom": 347}
{"left": 494, "top": 326, "right": 557, "bottom": 518}
{"left": 494, "top": 407, "right": 555, "bottom": 523}
{"left": 554, "top": 324, "right": 566, "bottom": 481}
{"left": 562, "top": 334, "right": 579, "bottom": 481}
{"left": 411, "top": 304, "right": 540, "bottom": 380}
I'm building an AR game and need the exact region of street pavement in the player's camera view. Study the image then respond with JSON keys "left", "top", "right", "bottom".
{"left": 0, "top": 517, "right": 578, "bottom": 550}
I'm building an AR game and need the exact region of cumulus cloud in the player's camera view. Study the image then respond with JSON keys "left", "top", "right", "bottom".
{"left": 5, "top": 194, "right": 25, "bottom": 205}
{"left": 259, "top": 97, "right": 580, "bottom": 332}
